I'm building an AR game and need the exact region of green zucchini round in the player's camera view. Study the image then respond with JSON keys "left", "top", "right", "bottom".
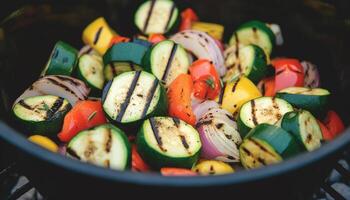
{"left": 229, "top": 20, "right": 275, "bottom": 55}
{"left": 237, "top": 97, "right": 294, "bottom": 137}
{"left": 240, "top": 124, "right": 303, "bottom": 169}
{"left": 136, "top": 117, "right": 201, "bottom": 169}
{"left": 281, "top": 110, "right": 323, "bottom": 151}
{"left": 142, "top": 40, "right": 190, "bottom": 87}
{"left": 276, "top": 87, "right": 330, "bottom": 114}
{"left": 12, "top": 95, "right": 71, "bottom": 136}
{"left": 67, "top": 124, "right": 131, "bottom": 170}
{"left": 102, "top": 71, "right": 167, "bottom": 131}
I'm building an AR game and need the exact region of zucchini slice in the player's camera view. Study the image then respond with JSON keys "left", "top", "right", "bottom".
{"left": 143, "top": 40, "right": 190, "bottom": 87}
{"left": 76, "top": 54, "right": 104, "bottom": 96}
{"left": 103, "top": 42, "right": 149, "bottom": 68}
{"left": 104, "top": 62, "right": 143, "bottom": 81}
{"left": 67, "top": 124, "right": 131, "bottom": 170}
{"left": 12, "top": 95, "right": 71, "bottom": 135}
{"left": 276, "top": 87, "right": 330, "bottom": 114}
{"left": 136, "top": 117, "right": 201, "bottom": 169}
{"left": 135, "top": 0, "right": 179, "bottom": 35}
{"left": 102, "top": 71, "right": 167, "bottom": 125}
{"left": 229, "top": 20, "right": 275, "bottom": 55}
{"left": 237, "top": 97, "right": 293, "bottom": 136}
{"left": 223, "top": 44, "right": 269, "bottom": 83}
{"left": 240, "top": 124, "right": 302, "bottom": 169}
{"left": 41, "top": 41, "right": 78, "bottom": 76}
{"left": 281, "top": 110, "right": 323, "bottom": 151}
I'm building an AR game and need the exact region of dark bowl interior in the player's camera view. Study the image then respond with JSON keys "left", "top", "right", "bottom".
{"left": 1, "top": 0, "right": 350, "bottom": 198}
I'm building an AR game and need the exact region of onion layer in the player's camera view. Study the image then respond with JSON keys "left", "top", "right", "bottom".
{"left": 197, "top": 108, "right": 242, "bottom": 162}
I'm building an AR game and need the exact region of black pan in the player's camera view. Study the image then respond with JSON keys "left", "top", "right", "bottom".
{"left": 0, "top": 0, "right": 350, "bottom": 199}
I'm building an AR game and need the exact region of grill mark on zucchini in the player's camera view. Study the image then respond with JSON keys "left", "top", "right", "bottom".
{"left": 242, "top": 147, "right": 252, "bottom": 156}
{"left": 105, "top": 128, "right": 112, "bottom": 153}
{"left": 231, "top": 77, "right": 241, "bottom": 93}
{"left": 110, "top": 62, "right": 117, "bottom": 76}
{"left": 143, "top": 0, "right": 156, "bottom": 33}
{"left": 172, "top": 117, "right": 180, "bottom": 127}
{"left": 161, "top": 43, "right": 178, "bottom": 82}
{"left": 141, "top": 79, "right": 159, "bottom": 118}
{"left": 250, "top": 139, "right": 277, "bottom": 158}
{"left": 179, "top": 135, "right": 190, "bottom": 150}
{"left": 46, "top": 77, "right": 81, "bottom": 99}
{"left": 129, "top": 62, "right": 136, "bottom": 71}
{"left": 150, "top": 118, "right": 166, "bottom": 152}
{"left": 18, "top": 100, "right": 33, "bottom": 110}
{"left": 84, "top": 140, "right": 97, "bottom": 158}
{"left": 250, "top": 100, "right": 259, "bottom": 125}
{"left": 67, "top": 148, "right": 81, "bottom": 160}
{"left": 93, "top": 27, "right": 103, "bottom": 45}
{"left": 115, "top": 71, "right": 141, "bottom": 122}
{"left": 271, "top": 98, "right": 282, "bottom": 120}
{"left": 45, "top": 97, "right": 64, "bottom": 120}
{"left": 164, "top": 3, "right": 176, "bottom": 31}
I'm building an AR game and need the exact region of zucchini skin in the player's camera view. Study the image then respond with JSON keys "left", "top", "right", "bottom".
{"left": 103, "top": 42, "right": 149, "bottom": 67}
{"left": 12, "top": 102, "right": 72, "bottom": 136}
{"left": 237, "top": 115, "right": 253, "bottom": 138}
{"left": 229, "top": 20, "right": 276, "bottom": 55}
{"left": 44, "top": 41, "right": 78, "bottom": 76}
{"left": 276, "top": 92, "right": 329, "bottom": 115}
{"left": 136, "top": 122, "right": 200, "bottom": 169}
{"left": 280, "top": 110, "right": 322, "bottom": 151}
{"left": 245, "top": 45, "right": 269, "bottom": 83}
{"left": 101, "top": 77, "right": 168, "bottom": 134}
{"left": 245, "top": 124, "right": 304, "bottom": 158}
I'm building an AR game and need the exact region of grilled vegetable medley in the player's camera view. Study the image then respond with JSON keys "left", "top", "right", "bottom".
{"left": 15, "top": 0, "right": 346, "bottom": 176}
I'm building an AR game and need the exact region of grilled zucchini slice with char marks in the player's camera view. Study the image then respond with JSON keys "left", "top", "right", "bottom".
{"left": 13, "top": 95, "right": 71, "bottom": 135}
{"left": 102, "top": 71, "right": 167, "bottom": 126}
{"left": 67, "top": 124, "right": 131, "bottom": 170}
{"left": 237, "top": 97, "right": 293, "bottom": 136}
{"left": 136, "top": 117, "right": 201, "bottom": 169}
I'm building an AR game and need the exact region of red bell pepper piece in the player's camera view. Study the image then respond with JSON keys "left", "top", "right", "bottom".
{"left": 160, "top": 168, "right": 197, "bottom": 176}
{"left": 317, "top": 120, "right": 334, "bottom": 141}
{"left": 109, "top": 35, "right": 130, "bottom": 48}
{"left": 179, "top": 8, "right": 199, "bottom": 31}
{"left": 272, "top": 58, "right": 304, "bottom": 92}
{"left": 132, "top": 145, "right": 150, "bottom": 172}
{"left": 324, "top": 110, "right": 345, "bottom": 138}
{"left": 167, "top": 74, "right": 196, "bottom": 125}
{"left": 148, "top": 34, "right": 166, "bottom": 44}
{"left": 189, "top": 59, "right": 221, "bottom": 100}
{"left": 58, "top": 100, "right": 107, "bottom": 142}
{"left": 261, "top": 76, "right": 276, "bottom": 97}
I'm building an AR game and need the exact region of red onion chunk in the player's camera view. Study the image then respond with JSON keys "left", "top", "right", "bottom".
{"left": 193, "top": 100, "right": 220, "bottom": 123}
{"left": 171, "top": 30, "right": 226, "bottom": 76}
{"left": 13, "top": 75, "right": 90, "bottom": 106}
{"left": 197, "top": 108, "right": 242, "bottom": 162}
{"left": 301, "top": 61, "right": 320, "bottom": 88}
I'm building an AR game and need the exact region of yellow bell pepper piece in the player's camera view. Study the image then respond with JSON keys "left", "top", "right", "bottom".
{"left": 222, "top": 76, "right": 262, "bottom": 116}
{"left": 82, "top": 17, "right": 116, "bottom": 55}
{"left": 28, "top": 135, "right": 58, "bottom": 152}
{"left": 192, "top": 160, "right": 234, "bottom": 175}
{"left": 191, "top": 22, "right": 224, "bottom": 41}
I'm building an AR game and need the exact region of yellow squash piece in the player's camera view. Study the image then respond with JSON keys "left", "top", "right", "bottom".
{"left": 222, "top": 76, "right": 262, "bottom": 117}
{"left": 28, "top": 135, "right": 58, "bottom": 152}
{"left": 82, "top": 17, "right": 116, "bottom": 55}
{"left": 191, "top": 22, "right": 224, "bottom": 41}
{"left": 193, "top": 160, "right": 234, "bottom": 175}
